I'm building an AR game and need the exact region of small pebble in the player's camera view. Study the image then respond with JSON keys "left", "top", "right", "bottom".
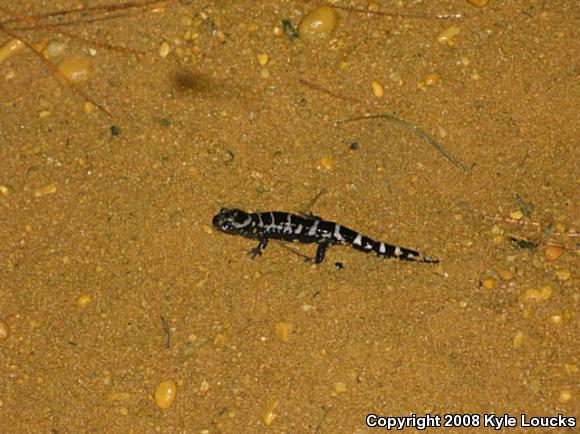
{"left": 424, "top": 72, "right": 440, "bottom": 86}
{"left": 180, "top": 14, "right": 193, "bottom": 27}
{"left": 83, "top": 101, "right": 95, "bottom": 114}
{"left": 544, "top": 245, "right": 564, "bottom": 262}
{"left": 555, "top": 269, "right": 571, "bottom": 281}
{"left": 0, "top": 185, "right": 11, "bottom": 196}
{"left": 564, "top": 364, "right": 578, "bottom": 375}
{"left": 513, "top": 332, "right": 525, "bottom": 349}
{"left": 213, "top": 332, "right": 227, "bottom": 348}
{"left": 470, "top": 71, "right": 481, "bottom": 80}
{"left": 496, "top": 268, "right": 514, "bottom": 281}
{"left": 110, "top": 125, "right": 121, "bottom": 136}
{"left": 202, "top": 225, "right": 213, "bottom": 234}
{"left": 467, "top": 0, "right": 489, "bottom": 7}
{"left": 437, "top": 25, "right": 461, "bottom": 45}
{"left": 77, "top": 294, "right": 92, "bottom": 308}
{"left": 522, "top": 286, "right": 552, "bottom": 301}
{"left": 333, "top": 382, "right": 347, "bottom": 395}
{"left": 108, "top": 391, "right": 131, "bottom": 402}
{"left": 262, "top": 400, "right": 279, "bottom": 426}
{"left": 250, "top": 170, "right": 263, "bottom": 179}
{"left": 45, "top": 40, "right": 66, "bottom": 58}
{"left": 558, "top": 390, "right": 572, "bottom": 403}
{"left": 371, "top": 80, "right": 384, "bottom": 97}
{"left": 0, "top": 38, "right": 24, "bottom": 65}
{"left": 319, "top": 156, "right": 333, "bottom": 170}
{"left": 274, "top": 322, "right": 293, "bottom": 342}
{"left": 492, "top": 235, "right": 504, "bottom": 245}
{"left": 510, "top": 210, "right": 523, "bottom": 219}
{"left": 490, "top": 225, "right": 502, "bottom": 235}
{"left": 0, "top": 320, "right": 9, "bottom": 340}
{"left": 550, "top": 315, "right": 562, "bottom": 325}
{"left": 256, "top": 53, "right": 269, "bottom": 66}
{"left": 159, "top": 41, "right": 171, "bottom": 58}
{"left": 482, "top": 278, "right": 496, "bottom": 290}
{"left": 199, "top": 380, "right": 210, "bottom": 393}
{"left": 117, "top": 407, "right": 129, "bottom": 416}
{"left": 57, "top": 56, "right": 93, "bottom": 83}
{"left": 34, "top": 183, "right": 57, "bottom": 198}
{"left": 260, "top": 68, "right": 270, "bottom": 79}
{"left": 298, "top": 6, "right": 338, "bottom": 41}
{"left": 388, "top": 71, "right": 403, "bottom": 86}
{"left": 155, "top": 380, "right": 177, "bottom": 409}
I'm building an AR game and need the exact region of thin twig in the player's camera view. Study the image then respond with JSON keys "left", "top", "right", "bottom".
{"left": 315, "top": 406, "right": 330, "bottom": 434}
{"left": 334, "top": 113, "right": 473, "bottom": 172}
{"left": 299, "top": 78, "right": 359, "bottom": 103}
{"left": 161, "top": 315, "right": 171, "bottom": 348}
{"left": 484, "top": 215, "right": 541, "bottom": 227}
{"left": 7, "top": 13, "right": 143, "bottom": 31}
{"left": 332, "top": 4, "right": 462, "bottom": 20}
{"left": 0, "top": 0, "right": 182, "bottom": 26}
{"left": 279, "top": 243, "right": 314, "bottom": 262}
{"left": 302, "top": 189, "right": 327, "bottom": 215}
{"left": 484, "top": 215, "right": 579, "bottom": 237}
{"left": 0, "top": 5, "right": 144, "bottom": 55}
{"left": 0, "top": 22, "right": 112, "bottom": 116}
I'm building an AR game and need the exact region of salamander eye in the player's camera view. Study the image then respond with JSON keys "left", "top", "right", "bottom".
{"left": 222, "top": 217, "right": 238, "bottom": 231}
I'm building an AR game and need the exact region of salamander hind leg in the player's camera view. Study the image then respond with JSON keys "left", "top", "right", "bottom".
{"left": 248, "top": 238, "right": 268, "bottom": 259}
{"left": 314, "top": 242, "right": 331, "bottom": 264}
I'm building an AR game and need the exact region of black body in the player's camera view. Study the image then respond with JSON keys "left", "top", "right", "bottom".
{"left": 212, "top": 208, "right": 438, "bottom": 264}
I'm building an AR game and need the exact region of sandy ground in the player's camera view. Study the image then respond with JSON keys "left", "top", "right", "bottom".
{"left": 0, "top": 0, "right": 578, "bottom": 433}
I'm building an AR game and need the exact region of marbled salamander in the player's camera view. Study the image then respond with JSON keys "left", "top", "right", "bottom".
{"left": 212, "top": 208, "right": 438, "bottom": 264}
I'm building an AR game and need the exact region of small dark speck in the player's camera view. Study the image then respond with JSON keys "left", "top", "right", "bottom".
{"left": 335, "top": 262, "right": 344, "bottom": 269}
{"left": 313, "top": 291, "right": 321, "bottom": 298}
{"left": 282, "top": 19, "right": 298, "bottom": 38}
{"left": 110, "top": 125, "right": 121, "bottom": 136}
{"left": 349, "top": 142, "right": 358, "bottom": 150}
{"left": 160, "top": 118, "right": 170, "bottom": 127}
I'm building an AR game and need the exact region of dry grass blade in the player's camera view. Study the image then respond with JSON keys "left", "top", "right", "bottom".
{"left": 332, "top": 4, "right": 462, "bottom": 20}
{"left": 299, "top": 78, "right": 359, "bottom": 103}
{"left": 0, "top": 0, "right": 189, "bottom": 115}
{"left": 0, "top": 5, "right": 144, "bottom": 55}
{"left": 0, "top": 0, "right": 182, "bottom": 27}
{"left": 0, "top": 21, "right": 111, "bottom": 116}
{"left": 335, "top": 113, "right": 473, "bottom": 172}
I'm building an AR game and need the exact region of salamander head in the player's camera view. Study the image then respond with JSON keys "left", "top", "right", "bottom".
{"left": 212, "top": 208, "right": 254, "bottom": 234}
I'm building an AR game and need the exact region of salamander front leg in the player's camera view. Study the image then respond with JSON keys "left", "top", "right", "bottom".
{"left": 314, "top": 242, "right": 330, "bottom": 264}
{"left": 248, "top": 238, "right": 268, "bottom": 259}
